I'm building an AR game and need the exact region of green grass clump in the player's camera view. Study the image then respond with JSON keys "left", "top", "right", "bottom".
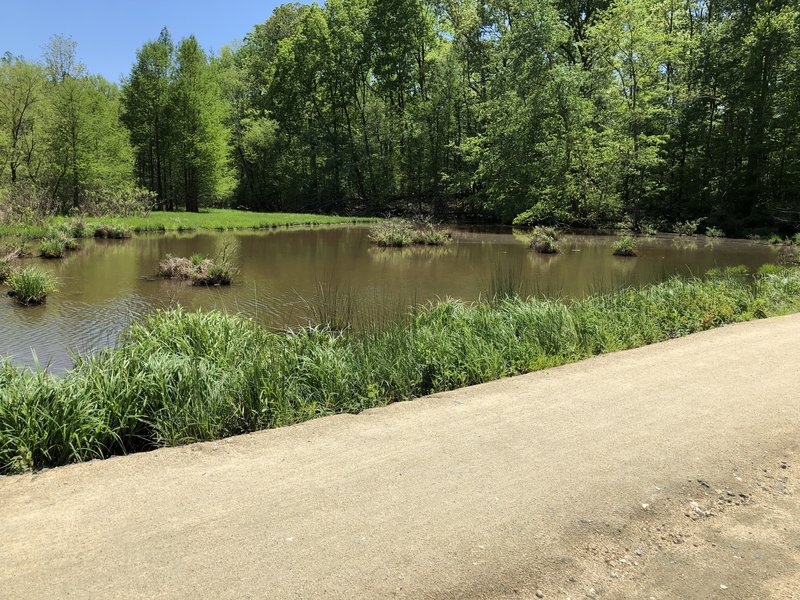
{"left": 369, "top": 219, "right": 451, "bottom": 247}
{"left": 94, "top": 224, "right": 133, "bottom": 239}
{"left": 705, "top": 226, "right": 726, "bottom": 238}
{"left": 158, "top": 254, "right": 236, "bottom": 286}
{"left": 528, "top": 226, "right": 561, "bottom": 254}
{"left": 39, "top": 238, "right": 65, "bottom": 259}
{"left": 6, "top": 267, "right": 56, "bottom": 305}
{"left": 612, "top": 235, "right": 638, "bottom": 257}
{"left": 2, "top": 266, "right": 800, "bottom": 474}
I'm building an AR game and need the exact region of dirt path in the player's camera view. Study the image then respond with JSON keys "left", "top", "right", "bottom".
{"left": 2, "top": 315, "right": 800, "bottom": 599}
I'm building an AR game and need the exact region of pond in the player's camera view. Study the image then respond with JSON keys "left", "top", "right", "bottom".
{"left": 0, "top": 226, "right": 781, "bottom": 372}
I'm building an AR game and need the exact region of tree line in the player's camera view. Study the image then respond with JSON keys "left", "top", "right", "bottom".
{"left": 2, "top": 0, "right": 800, "bottom": 233}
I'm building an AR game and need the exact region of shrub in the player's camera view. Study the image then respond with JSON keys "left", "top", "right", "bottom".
{"left": 612, "top": 235, "right": 638, "bottom": 257}
{"left": 39, "top": 238, "right": 65, "bottom": 259}
{"left": 705, "top": 226, "right": 726, "bottom": 238}
{"left": 768, "top": 234, "right": 787, "bottom": 246}
{"left": 528, "top": 226, "right": 561, "bottom": 254}
{"left": 7, "top": 267, "right": 56, "bottom": 305}
{"left": 674, "top": 219, "right": 703, "bottom": 236}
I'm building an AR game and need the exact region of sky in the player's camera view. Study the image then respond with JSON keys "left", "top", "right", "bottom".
{"left": 0, "top": 0, "right": 289, "bottom": 82}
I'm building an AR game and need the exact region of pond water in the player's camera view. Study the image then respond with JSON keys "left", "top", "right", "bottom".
{"left": 0, "top": 226, "right": 780, "bottom": 372}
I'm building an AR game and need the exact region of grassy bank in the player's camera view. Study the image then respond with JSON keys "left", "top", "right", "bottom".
{"left": 0, "top": 209, "right": 377, "bottom": 240}
{"left": 2, "top": 266, "right": 800, "bottom": 474}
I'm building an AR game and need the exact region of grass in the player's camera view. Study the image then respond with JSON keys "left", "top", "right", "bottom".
{"left": 0, "top": 259, "right": 11, "bottom": 283}
{"left": 528, "top": 226, "right": 561, "bottom": 254}
{"left": 39, "top": 238, "right": 65, "bottom": 259}
{"left": 2, "top": 265, "right": 800, "bottom": 474}
{"left": 612, "top": 235, "right": 638, "bottom": 257}
{"left": 94, "top": 224, "right": 133, "bottom": 239}
{"left": 0, "top": 209, "right": 378, "bottom": 241}
{"left": 369, "top": 219, "right": 451, "bottom": 247}
{"left": 158, "top": 252, "right": 236, "bottom": 286}
{"left": 705, "top": 226, "right": 726, "bottom": 239}
{"left": 6, "top": 267, "right": 57, "bottom": 306}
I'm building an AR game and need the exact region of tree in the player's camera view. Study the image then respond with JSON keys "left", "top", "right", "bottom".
{"left": 170, "top": 36, "right": 233, "bottom": 212}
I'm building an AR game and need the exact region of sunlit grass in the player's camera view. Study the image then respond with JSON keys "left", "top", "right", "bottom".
{"left": 2, "top": 265, "right": 800, "bottom": 474}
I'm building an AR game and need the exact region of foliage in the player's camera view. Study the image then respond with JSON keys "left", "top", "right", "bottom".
{"left": 674, "top": 219, "right": 703, "bottom": 236}
{"left": 705, "top": 227, "right": 726, "bottom": 239}
{"left": 6, "top": 267, "right": 56, "bottom": 305}
{"left": 3, "top": 267, "right": 800, "bottom": 473}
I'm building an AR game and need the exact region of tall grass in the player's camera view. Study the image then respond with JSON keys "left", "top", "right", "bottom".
{"left": 2, "top": 266, "right": 800, "bottom": 473}
{"left": 6, "top": 267, "right": 57, "bottom": 305}
{"left": 369, "top": 219, "right": 451, "bottom": 247}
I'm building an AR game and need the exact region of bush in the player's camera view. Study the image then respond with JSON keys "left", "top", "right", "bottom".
{"left": 7, "top": 267, "right": 56, "bottom": 305}
{"left": 705, "top": 226, "right": 726, "bottom": 238}
{"left": 612, "top": 235, "right": 638, "bottom": 257}
{"left": 528, "top": 226, "right": 561, "bottom": 254}
{"left": 674, "top": 219, "right": 703, "bottom": 236}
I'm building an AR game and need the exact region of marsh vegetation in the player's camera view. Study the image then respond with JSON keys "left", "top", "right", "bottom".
{"left": 369, "top": 219, "right": 451, "bottom": 247}
{"left": 2, "top": 265, "right": 799, "bottom": 474}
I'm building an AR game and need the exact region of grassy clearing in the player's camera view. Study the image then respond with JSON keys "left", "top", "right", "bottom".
{"left": 0, "top": 209, "right": 377, "bottom": 240}
{"left": 1, "top": 266, "right": 800, "bottom": 474}
{"left": 369, "top": 219, "right": 451, "bottom": 247}
{"left": 5, "top": 267, "right": 57, "bottom": 306}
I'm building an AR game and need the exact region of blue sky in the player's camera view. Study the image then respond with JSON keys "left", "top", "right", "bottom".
{"left": 1, "top": 0, "right": 289, "bottom": 82}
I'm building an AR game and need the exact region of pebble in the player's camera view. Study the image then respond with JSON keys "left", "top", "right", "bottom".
{"left": 536, "top": 591, "right": 544, "bottom": 599}
{"left": 721, "top": 584, "right": 728, "bottom": 590}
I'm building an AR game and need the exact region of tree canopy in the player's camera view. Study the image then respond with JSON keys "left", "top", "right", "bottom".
{"left": 2, "top": 1, "right": 800, "bottom": 232}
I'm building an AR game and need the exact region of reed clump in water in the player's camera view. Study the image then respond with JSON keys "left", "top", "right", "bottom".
{"left": 369, "top": 219, "right": 451, "bottom": 247}
{"left": 158, "top": 253, "right": 235, "bottom": 286}
{"left": 612, "top": 235, "right": 638, "bottom": 257}
{"left": 94, "top": 224, "right": 133, "bottom": 239}
{"left": 528, "top": 226, "right": 561, "bottom": 254}
{"left": 6, "top": 266, "right": 57, "bottom": 305}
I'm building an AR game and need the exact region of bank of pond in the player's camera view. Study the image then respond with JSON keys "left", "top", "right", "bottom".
{"left": 2, "top": 264, "right": 800, "bottom": 475}
{"left": 0, "top": 224, "right": 792, "bottom": 372}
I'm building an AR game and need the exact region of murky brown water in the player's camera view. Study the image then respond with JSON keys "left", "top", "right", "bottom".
{"left": 0, "top": 226, "right": 780, "bottom": 372}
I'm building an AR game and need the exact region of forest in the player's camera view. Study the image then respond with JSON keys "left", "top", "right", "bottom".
{"left": 1, "top": 0, "right": 799, "bottom": 233}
